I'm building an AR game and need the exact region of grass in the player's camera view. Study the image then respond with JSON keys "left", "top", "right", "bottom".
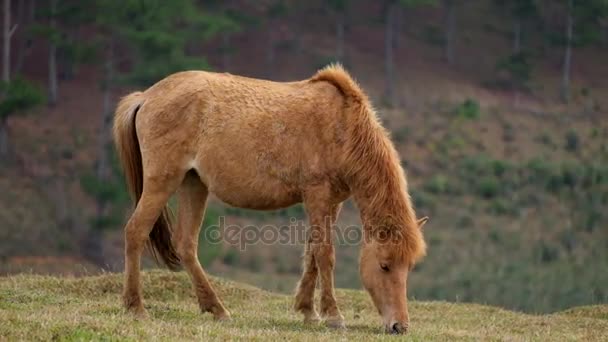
{"left": 1, "top": 271, "right": 607, "bottom": 341}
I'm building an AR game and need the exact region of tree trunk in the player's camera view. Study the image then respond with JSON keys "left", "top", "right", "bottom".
{"left": 96, "top": 39, "right": 113, "bottom": 185}
{"left": 48, "top": 0, "right": 57, "bottom": 105}
{"left": 3, "top": 0, "right": 11, "bottom": 83}
{"left": 84, "top": 38, "right": 115, "bottom": 267}
{"left": 443, "top": 0, "right": 455, "bottom": 65}
{"left": 513, "top": 19, "right": 521, "bottom": 54}
{"left": 222, "top": 32, "right": 231, "bottom": 71}
{"left": 393, "top": 5, "right": 401, "bottom": 50}
{"left": 266, "top": 28, "right": 275, "bottom": 79}
{"left": 14, "top": 0, "right": 32, "bottom": 74}
{"left": 0, "top": 116, "right": 8, "bottom": 160}
{"left": 561, "top": 0, "right": 573, "bottom": 104}
{"left": 81, "top": 227, "right": 105, "bottom": 268}
{"left": 384, "top": 1, "right": 397, "bottom": 107}
{"left": 336, "top": 11, "right": 345, "bottom": 62}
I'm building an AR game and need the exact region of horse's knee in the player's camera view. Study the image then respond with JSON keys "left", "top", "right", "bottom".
{"left": 312, "top": 243, "right": 335, "bottom": 269}
{"left": 175, "top": 241, "right": 197, "bottom": 265}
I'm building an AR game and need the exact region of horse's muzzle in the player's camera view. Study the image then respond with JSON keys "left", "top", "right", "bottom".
{"left": 386, "top": 322, "right": 408, "bottom": 334}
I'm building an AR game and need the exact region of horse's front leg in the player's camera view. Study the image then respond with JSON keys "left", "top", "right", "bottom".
{"left": 296, "top": 187, "right": 344, "bottom": 328}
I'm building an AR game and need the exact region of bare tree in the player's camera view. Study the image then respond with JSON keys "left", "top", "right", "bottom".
{"left": 560, "top": 0, "right": 573, "bottom": 103}
{"left": 384, "top": 0, "right": 397, "bottom": 107}
{"left": 48, "top": 0, "right": 57, "bottom": 105}
{"left": 336, "top": 9, "right": 345, "bottom": 62}
{"left": 3, "top": 0, "right": 17, "bottom": 83}
{"left": 14, "top": 0, "right": 31, "bottom": 73}
{"left": 329, "top": 0, "right": 349, "bottom": 63}
{"left": 443, "top": 0, "right": 456, "bottom": 64}
{"left": 513, "top": 18, "right": 521, "bottom": 54}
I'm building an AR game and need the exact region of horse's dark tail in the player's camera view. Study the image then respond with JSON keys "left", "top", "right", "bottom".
{"left": 113, "top": 92, "right": 181, "bottom": 271}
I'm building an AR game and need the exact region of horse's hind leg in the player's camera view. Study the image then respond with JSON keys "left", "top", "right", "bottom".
{"left": 174, "top": 172, "right": 230, "bottom": 320}
{"left": 123, "top": 174, "right": 182, "bottom": 317}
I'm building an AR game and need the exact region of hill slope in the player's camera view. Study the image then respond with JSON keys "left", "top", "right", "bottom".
{"left": 0, "top": 271, "right": 606, "bottom": 341}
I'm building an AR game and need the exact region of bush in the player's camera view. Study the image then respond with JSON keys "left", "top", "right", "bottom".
{"left": 454, "top": 99, "right": 481, "bottom": 120}
{"left": 421, "top": 25, "right": 444, "bottom": 46}
{"left": 0, "top": 78, "right": 45, "bottom": 119}
{"left": 424, "top": 175, "right": 450, "bottom": 194}
{"left": 565, "top": 130, "right": 580, "bottom": 152}
{"left": 476, "top": 176, "right": 500, "bottom": 198}
{"left": 411, "top": 189, "right": 435, "bottom": 212}
{"left": 488, "top": 198, "right": 516, "bottom": 216}
{"left": 494, "top": 52, "right": 532, "bottom": 91}
{"left": 222, "top": 248, "right": 240, "bottom": 266}
{"left": 536, "top": 240, "right": 559, "bottom": 263}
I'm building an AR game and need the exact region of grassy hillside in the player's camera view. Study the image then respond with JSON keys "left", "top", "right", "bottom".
{"left": 1, "top": 0, "right": 607, "bottom": 316}
{"left": 1, "top": 271, "right": 607, "bottom": 341}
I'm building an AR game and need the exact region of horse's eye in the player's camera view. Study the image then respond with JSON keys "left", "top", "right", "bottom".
{"left": 380, "top": 263, "right": 390, "bottom": 272}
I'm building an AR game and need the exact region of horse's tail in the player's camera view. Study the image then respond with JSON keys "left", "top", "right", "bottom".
{"left": 113, "top": 91, "right": 181, "bottom": 271}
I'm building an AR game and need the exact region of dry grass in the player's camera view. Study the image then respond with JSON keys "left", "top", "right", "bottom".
{"left": 1, "top": 270, "right": 606, "bottom": 341}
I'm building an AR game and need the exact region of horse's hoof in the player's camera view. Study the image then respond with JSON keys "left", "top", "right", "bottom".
{"left": 214, "top": 311, "right": 231, "bottom": 321}
{"left": 324, "top": 316, "right": 346, "bottom": 330}
{"left": 126, "top": 307, "right": 149, "bottom": 320}
{"left": 303, "top": 312, "right": 321, "bottom": 324}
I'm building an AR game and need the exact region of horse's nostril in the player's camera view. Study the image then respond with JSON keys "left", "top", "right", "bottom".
{"left": 391, "top": 322, "right": 408, "bottom": 334}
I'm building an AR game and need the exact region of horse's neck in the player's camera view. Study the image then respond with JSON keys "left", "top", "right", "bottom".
{"left": 349, "top": 154, "right": 412, "bottom": 230}
{"left": 344, "top": 106, "right": 415, "bottom": 230}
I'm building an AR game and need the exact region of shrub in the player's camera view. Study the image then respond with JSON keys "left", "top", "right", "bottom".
{"left": 488, "top": 198, "right": 516, "bottom": 216}
{"left": 494, "top": 52, "right": 532, "bottom": 91}
{"left": 536, "top": 240, "right": 559, "bottom": 263}
{"left": 0, "top": 78, "right": 45, "bottom": 119}
{"left": 222, "top": 248, "right": 240, "bottom": 266}
{"left": 411, "top": 189, "right": 435, "bottom": 212}
{"left": 454, "top": 99, "right": 481, "bottom": 120}
{"left": 421, "top": 25, "right": 444, "bottom": 46}
{"left": 457, "top": 214, "right": 474, "bottom": 228}
{"left": 476, "top": 176, "right": 500, "bottom": 198}
{"left": 564, "top": 130, "right": 579, "bottom": 152}
{"left": 535, "top": 132, "right": 554, "bottom": 146}
{"left": 424, "top": 175, "right": 450, "bottom": 194}
{"left": 246, "top": 253, "right": 263, "bottom": 272}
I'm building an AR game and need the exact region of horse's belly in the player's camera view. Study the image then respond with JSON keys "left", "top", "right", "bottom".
{"left": 195, "top": 158, "right": 303, "bottom": 210}
{"left": 210, "top": 180, "right": 302, "bottom": 210}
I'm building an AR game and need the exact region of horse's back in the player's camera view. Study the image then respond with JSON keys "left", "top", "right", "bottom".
{"left": 136, "top": 70, "right": 348, "bottom": 210}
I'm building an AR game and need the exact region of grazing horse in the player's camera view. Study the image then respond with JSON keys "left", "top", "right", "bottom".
{"left": 113, "top": 64, "right": 427, "bottom": 334}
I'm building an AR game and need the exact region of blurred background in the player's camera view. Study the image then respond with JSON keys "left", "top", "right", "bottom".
{"left": 0, "top": 0, "right": 607, "bottom": 314}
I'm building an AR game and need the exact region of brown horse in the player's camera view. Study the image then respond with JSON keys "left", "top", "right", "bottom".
{"left": 113, "top": 64, "right": 427, "bottom": 334}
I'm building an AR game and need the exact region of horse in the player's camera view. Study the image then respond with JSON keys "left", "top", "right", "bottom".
{"left": 113, "top": 64, "right": 427, "bottom": 334}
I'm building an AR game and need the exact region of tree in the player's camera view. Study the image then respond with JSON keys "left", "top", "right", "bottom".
{"left": 30, "top": 1, "right": 98, "bottom": 106}
{"left": 264, "top": 1, "right": 289, "bottom": 79}
{"left": 492, "top": 0, "right": 537, "bottom": 55}
{"left": 3, "top": 0, "right": 17, "bottom": 83}
{"left": 202, "top": 0, "right": 242, "bottom": 71}
{"left": 74, "top": 0, "right": 235, "bottom": 266}
{"left": 0, "top": 78, "right": 44, "bottom": 160}
{"left": 541, "top": 0, "right": 608, "bottom": 103}
{"left": 383, "top": 0, "right": 437, "bottom": 107}
{"left": 15, "top": 0, "right": 36, "bottom": 74}
{"left": 442, "top": 0, "right": 456, "bottom": 64}
{"left": 560, "top": 0, "right": 574, "bottom": 103}
{"left": 47, "top": 0, "right": 57, "bottom": 105}
{"left": 328, "top": 0, "right": 351, "bottom": 63}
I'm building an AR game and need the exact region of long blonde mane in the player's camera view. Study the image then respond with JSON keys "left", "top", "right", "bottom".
{"left": 311, "top": 64, "right": 426, "bottom": 264}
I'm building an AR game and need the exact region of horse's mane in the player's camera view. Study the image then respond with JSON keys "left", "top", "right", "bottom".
{"left": 310, "top": 64, "right": 426, "bottom": 265}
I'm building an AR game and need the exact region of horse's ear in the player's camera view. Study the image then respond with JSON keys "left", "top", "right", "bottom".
{"left": 417, "top": 216, "right": 429, "bottom": 229}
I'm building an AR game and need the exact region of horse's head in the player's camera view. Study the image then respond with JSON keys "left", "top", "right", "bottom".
{"left": 359, "top": 216, "right": 428, "bottom": 334}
